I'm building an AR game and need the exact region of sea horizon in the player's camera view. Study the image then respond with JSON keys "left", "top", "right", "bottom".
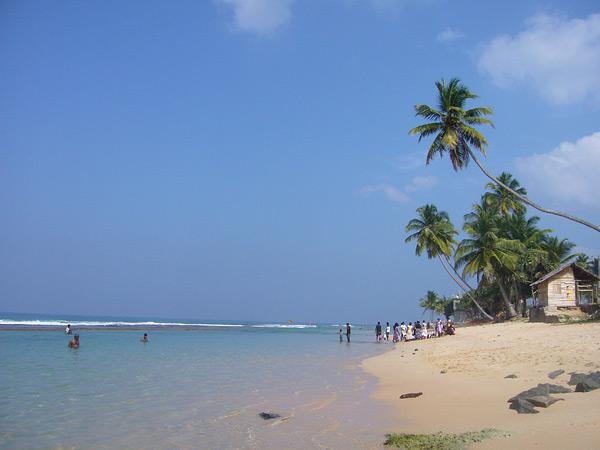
{"left": 0, "top": 311, "right": 371, "bottom": 330}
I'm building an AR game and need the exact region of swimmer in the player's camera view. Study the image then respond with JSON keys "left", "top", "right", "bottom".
{"left": 141, "top": 333, "right": 148, "bottom": 342}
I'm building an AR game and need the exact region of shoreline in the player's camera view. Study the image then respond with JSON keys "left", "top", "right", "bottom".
{"left": 361, "top": 321, "right": 600, "bottom": 449}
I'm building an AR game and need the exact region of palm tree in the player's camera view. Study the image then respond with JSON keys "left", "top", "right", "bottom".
{"left": 409, "top": 77, "right": 600, "bottom": 233}
{"left": 484, "top": 172, "right": 527, "bottom": 217}
{"left": 575, "top": 254, "right": 592, "bottom": 271}
{"left": 419, "top": 290, "right": 442, "bottom": 323}
{"left": 455, "top": 201, "right": 524, "bottom": 318}
{"left": 501, "top": 212, "right": 551, "bottom": 316}
{"left": 542, "top": 236, "right": 578, "bottom": 267}
{"left": 405, "top": 204, "right": 494, "bottom": 320}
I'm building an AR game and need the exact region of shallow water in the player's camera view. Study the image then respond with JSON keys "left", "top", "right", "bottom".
{"left": 0, "top": 315, "right": 395, "bottom": 449}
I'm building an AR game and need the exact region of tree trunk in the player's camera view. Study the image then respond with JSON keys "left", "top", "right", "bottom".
{"left": 443, "top": 255, "right": 497, "bottom": 318}
{"left": 514, "top": 279, "right": 527, "bottom": 317}
{"left": 437, "top": 255, "right": 495, "bottom": 321}
{"left": 491, "top": 266, "right": 517, "bottom": 319}
{"left": 467, "top": 148, "right": 600, "bottom": 233}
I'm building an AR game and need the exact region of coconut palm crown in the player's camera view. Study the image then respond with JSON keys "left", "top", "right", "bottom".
{"left": 409, "top": 77, "right": 495, "bottom": 171}
{"left": 405, "top": 204, "right": 457, "bottom": 259}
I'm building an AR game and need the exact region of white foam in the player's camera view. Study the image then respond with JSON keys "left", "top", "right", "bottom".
{"left": 0, "top": 319, "right": 244, "bottom": 328}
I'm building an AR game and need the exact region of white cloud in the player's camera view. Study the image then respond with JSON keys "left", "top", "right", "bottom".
{"left": 359, "top": 183, "right": 409, "bottom": 203}
{"left": 391, "top": 150, "right": 427, "bottom": 170}
{"left": 405, "top": 175, "right": 439, "bottom": 193}
{"left": 359, "top": 176, "right": 438, "bottom": 203}
{"left": 514, "top": 132, "right": 600, "bottom": 207}
{"left": 477, "top": 13, "right": 600, "bottom": 104}
{"left": 437, "top": 28, "right": 465, "bottom": 43}
{"left": 217, "top": 0, "right": 294, "bottom": 35}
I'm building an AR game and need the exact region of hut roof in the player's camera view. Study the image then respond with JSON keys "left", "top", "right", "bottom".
{"left": 531, "top": 262, "right": 600, "bottom": 286}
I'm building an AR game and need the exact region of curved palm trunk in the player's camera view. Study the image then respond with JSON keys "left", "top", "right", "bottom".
{"left": 490, "top": 266, "right": 518, "bottom": 319}
{"left": 437, "top": 255, "right": 495, "bottom": 321}
{"left": 443, "top": 255, "right": 478, "bottom": 293}
{"left": 467, "top": 148, "right": 600, "bottom": 233}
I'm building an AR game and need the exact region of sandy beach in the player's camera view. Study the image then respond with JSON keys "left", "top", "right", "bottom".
{"left": 362, "top": 321, "right": 600, "bottom": 449}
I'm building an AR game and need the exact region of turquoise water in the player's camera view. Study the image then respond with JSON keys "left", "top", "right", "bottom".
{"left": 0, "top": 314, "right": 394, "bottom": 449}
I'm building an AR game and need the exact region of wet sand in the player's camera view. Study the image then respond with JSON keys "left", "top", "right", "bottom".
{"left": 362, "top": 321, "right": 600, "bottom": 449}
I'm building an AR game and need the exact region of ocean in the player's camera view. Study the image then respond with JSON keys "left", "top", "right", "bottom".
{"left": 0, "top": 313, "right": 396, "bottom": 449}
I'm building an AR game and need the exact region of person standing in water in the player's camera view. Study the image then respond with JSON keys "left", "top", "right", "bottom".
{"left": 141, "top": 333, "right": 148, "bottom": 342}
{"left": 67, "top": 334, "right": 79, "bottom": 348}
{"left": 65, "top": 324, "right": 72, "bottom": 334}
{"left": 375, "top": 322, "right": 382, "bottom": 341}
{"left": 346, "top": 323, "right": 351, "bottom": 342}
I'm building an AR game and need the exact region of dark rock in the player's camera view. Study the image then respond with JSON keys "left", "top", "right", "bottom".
{"left": 400, "top": 392, "right": 423, "bottom": 399}
{"left": 259, "top": 412, "right": 281, "bottom": 420}
{"left": 538, "top": 383, "right": 572, "bottom": 394}
{"left": 548, "top": 369, "right": 565, "bottom": 380}
{"left": 568, "top": 373, "right": 587, "bottom": 386}
{"left": 509, "top": 398, "right": 539, "bottom": 414}
{"left": 588, "top": 371, "right": 600, "bottom": 383}
{"left": 504, "top": 374, "right": 518, "bottom": 379}
{"left": 508, "top": 384, "right": 549, "bottom": 403}
{"left": 575, "top": 376, "right": 600, "bottom": 392}
{"left": 526, "top": 396, "right": 564, "bottom": 408}
{"left": 575, "top": 381, "right": 594, "bottom": 392}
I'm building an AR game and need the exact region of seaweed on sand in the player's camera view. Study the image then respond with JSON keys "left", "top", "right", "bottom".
{"left": 384, "top": 429, "right": 511, "bottom": 449}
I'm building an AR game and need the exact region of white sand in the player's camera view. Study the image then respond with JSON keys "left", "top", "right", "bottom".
{"left": 361, "top": 321, "right": 600, "bottom": 449}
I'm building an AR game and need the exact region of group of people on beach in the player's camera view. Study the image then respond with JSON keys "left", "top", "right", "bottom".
{"left": 65, "top": 325, "right": 148, "bottom": 348}
{"left": 338, "top": 318, "right": 455, "bottom": 343}
{"left": 375, "top": 318, "right": 455, "bottom": 342}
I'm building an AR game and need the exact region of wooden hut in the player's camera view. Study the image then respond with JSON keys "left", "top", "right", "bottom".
{"left": 531, "top": 262, "right": 599, "bottom": 311}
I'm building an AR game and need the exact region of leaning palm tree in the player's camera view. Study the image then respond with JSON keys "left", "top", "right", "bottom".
{"left": 405, "top": 204, "right": 494, "bottom": 320}
{"left": 409, "top": 77, "right": 600, "bottom": 233}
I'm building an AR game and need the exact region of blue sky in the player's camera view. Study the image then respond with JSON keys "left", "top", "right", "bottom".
{"left": 1, "top": 0, "right": 599, "bottom": 324}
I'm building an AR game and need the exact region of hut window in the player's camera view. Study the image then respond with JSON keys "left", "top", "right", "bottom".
{"left": 553, "top": 284, "right": 562, "bottom": 294}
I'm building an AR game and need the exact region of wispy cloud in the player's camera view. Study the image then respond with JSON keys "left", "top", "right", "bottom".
{"left": 437, "top": 28, "right": 465, "bottom": 43}
{"left": 359, "top": 183, "right": 410, "bottom": 204}
{"left": 391, "top": 150, "right": 427, "bottom": 170}
{"left": 514, "top": 132, "right": 600, "bottom": 207}
{"left": 359, "top": 176, "right": 438, "bottom": 204}
{"left": 404, "top": 175, "right": 438, "bottom": 193}
{"left": 217, "top": 0, "right": 295, "bottom": 35}
{"left": 477, "top": 13, "right": 600, "bottom": 104}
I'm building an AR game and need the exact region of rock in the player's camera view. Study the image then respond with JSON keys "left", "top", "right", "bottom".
{"left": 259, "top": 412, "right": 281, "bottom": 420}
{"left": 526, "top": 396, "right": 564, "bottom": 408}
{"left": 575, "top": 375, "right": 600, "bottom": 392}
{"left": 589, "top": 371, "right": 600, "bottom": 383}
{"left": 568, "top": 373, "right": 587, "bottom": 386}
{"left": 504, "top": 374, "right": 518, "bottom": 379}
{"left": 575, "top": 381, "right": 594, "bottom": 392}
{"left": 509, "top": 398, "right": 539, "bottom": 414}
{"left": 508, "top": 384, "right": 549, "bottom": 403}
{"left": 400, "top": 392, "right": 423, "bottom": 399}
{"left": 548, "top": 369, "right": 565, "bottom": 380}
{"left": 538, "top": 383, "right": 572, "bottom": 394}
